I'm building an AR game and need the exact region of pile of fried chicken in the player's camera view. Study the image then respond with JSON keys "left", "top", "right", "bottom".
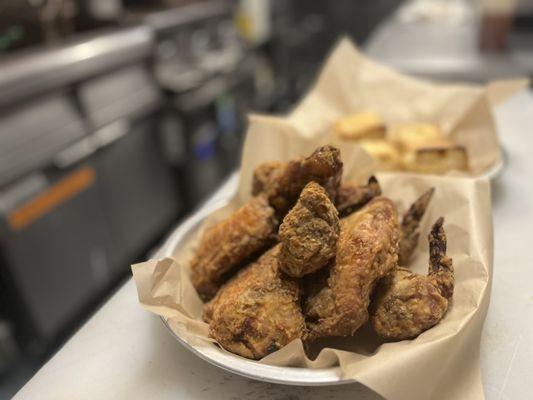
{"left": 190, "top": 145, "right": 454, "bottom": 360}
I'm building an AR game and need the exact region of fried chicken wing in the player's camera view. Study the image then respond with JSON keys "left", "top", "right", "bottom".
{"left": 335, "top": 176, "right": 382, "bottom": 217}
{"left": 190, "top": 196, "right": 277, "bottom": 301}
{"left": 370, "top": 217, "right": 454, "bottom": 340}
{"left": 399, "top": 187, "right": 435, "bottom": 265}
{"left": 204, "top": 245, "right": 306, "bottom": 359}
{"left": 252, "top": 161, "right": 284, "bottom": 196}
{"left": 252, "top": 145, "right": 343, "bottom": 217}
{"left": 304, "top": 197, "right": 400, "bottom": 340}
{"left": 279, "top": 182, "right": 339, "bottom": 278}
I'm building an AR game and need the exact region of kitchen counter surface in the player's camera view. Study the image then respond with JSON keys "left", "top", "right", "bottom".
{"left": 14, "top": 91, "right": 533, "bottom": 400}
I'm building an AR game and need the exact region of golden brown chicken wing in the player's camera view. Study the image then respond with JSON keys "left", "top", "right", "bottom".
{"left": 251, "top": 161, "right": 285, "bottom": 196}
{"left": 278, "top": 182, "right": 339, "bottom": 278}
{"left": 399, "top": 187, "right": 435, "bottom": 265}
{"left": 335, "top": 176, "right": 382, "bottom": 217}
{"left": 204, "top": 245, "right": 306, "bottom": 359}
{"left": 190, "top": 196, "right": 277, "bottom": 301}
{"left": 252, "top": 145, "right": 343, "bottom": 217}
{"left": 370, "top": 217, "right": 454, "bottom": 340}
{"left": 304, "top": 197, "right": 400, "bottom": 340}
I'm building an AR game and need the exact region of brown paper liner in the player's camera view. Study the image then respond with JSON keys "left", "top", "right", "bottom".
{"left": 131, "top": 39, "right": 511, "bottom": 400}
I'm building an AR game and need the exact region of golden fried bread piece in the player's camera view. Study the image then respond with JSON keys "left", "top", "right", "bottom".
{"left": 205, "top": 245, "right": 306, "bottom": 359}
{"left": 305, "top": 197, "right": 400, "bottom": 340}
{"left": 371, "top": 218, "right": 454, "bottom": 340}
{"left": 252, "top": 145, "right": 343, "bottom": 217}
{"left": 389, "top": 122, "right": 446, "bottom": 151}
{"left": 359, "top": 139, "right": 402, "bottom": 171}
{"left": 333, "top": 111, "right": 386, "bottom": 141}
{"left": 399, "top": 187, "right": 435, "bottom": 265}
{"left": 335, "top": 176, "right": 382, "bottom": 217}
{"left": 403, "top": 145, "right": 468, "bottom": 174}
{"left": 190, "top": 196, "right": 277, "bottom": 301}
{"left": 404, "top": 137, "right": 454, "bottom": 151}
{"left": 279, "top": 182, "right": 339, "bottom": 278}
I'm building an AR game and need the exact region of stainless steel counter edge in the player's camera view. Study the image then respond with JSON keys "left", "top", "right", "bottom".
{"left": 0, "top": 26, "right": 154, "bottom": 108}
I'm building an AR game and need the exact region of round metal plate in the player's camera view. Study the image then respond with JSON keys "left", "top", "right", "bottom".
{"left": 477, "top": 148, "right": 506, "bottom": 180}
{"left": 160, "top": 318, "right": 352, "bottom": 386}
{"left": 154, "top": 151, "right": 506, "bottom": 385}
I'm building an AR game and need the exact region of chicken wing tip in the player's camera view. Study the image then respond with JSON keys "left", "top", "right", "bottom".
{"left": 429, "top": 216, "right": 447, "bottom": 266}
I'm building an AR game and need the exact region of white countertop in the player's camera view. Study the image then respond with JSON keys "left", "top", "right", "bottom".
{"left": 364, "top": 2, "right": 533, "bottom": 82}
{"left": 14, "top": 91, "right": 533, "bottom": 400}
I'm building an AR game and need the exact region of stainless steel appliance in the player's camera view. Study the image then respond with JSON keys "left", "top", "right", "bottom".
{"left": 0, "top": 26, "right": 182, "bottom": 354}
{"left": 146, "top": 2, "right": 257, "bottom": 206}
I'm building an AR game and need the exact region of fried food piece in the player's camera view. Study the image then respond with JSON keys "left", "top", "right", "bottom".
{"left": 279, "top": 182, "right": 339, "bottom": 278}
{"left": 335, "top": 176, "right": 382, "bottom": 217}
{"left": 251, "top": 161, "right": 284, "bottom": 196}
{"left": 333, "top": 111, "right": 386, "bottom": 141}
{"left": 389, "top": 122, "right": 468, "bottom": 173}
{"left": 371, "top": 217, "right": 454, "bottom": 340}
{"left": 399, "top": 187, "right": 435, "bottom": 265}
{"left": 389, "top": 122, "right": 445, "bottom": 151}
{"left": 205, "top": 245, "right": 306, "bottom": 359}
{"left": 403, "top": 145, "right": 468, "bottom": 174}
{"left": 305, "top": 197, "right": 400, "bottom": 340}
{"left": 359, "top": 140, "right": 402, "bottom": 171}
{"left": 252, "top": 145, "right": 343, "bottom": 217}
{"left": 190, "top": 196, "right": 277, "bottom": 301}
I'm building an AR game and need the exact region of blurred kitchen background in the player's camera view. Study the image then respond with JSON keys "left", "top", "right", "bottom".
{"left": 0, "top": 0, "right": 532, "bottom": 397}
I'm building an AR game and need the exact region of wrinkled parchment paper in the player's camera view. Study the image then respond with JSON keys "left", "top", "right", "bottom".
{"left": 131, "top": 39, "right": 516, "bottom": 400}
{"left": 283, "top": 38, "right": 526, "bottom": 176}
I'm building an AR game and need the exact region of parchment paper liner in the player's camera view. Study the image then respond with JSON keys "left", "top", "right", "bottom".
{"left": 130, "top": 39, "right": 524, "bottom": 399}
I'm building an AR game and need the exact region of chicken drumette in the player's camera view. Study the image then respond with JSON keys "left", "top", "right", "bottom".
{"left": 252, "top": 145, "right": 343, "bottom": 217}
{"left": 304, "top": 197, "right": 400, "bottom": 340}
{"left": 278, "top": 182, "right": 339, "bottom": 278}
{"left": 190, "top": 196, "right": 277, "bottom": 301}
{"left": 204, "top": 245, "right": 306, "bottom": 359}
{"left": 370, "top": 217, "right": 454, "bottom": 340}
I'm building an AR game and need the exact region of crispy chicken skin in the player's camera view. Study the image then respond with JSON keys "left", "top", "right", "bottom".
{"left": 190, "top": 196, "right": 277, "bottom": 301}
{"left": 305, "top": 197, "right": 400, "bottom": 340}
{"left": 279, "top": 182, "right": 339, "bottom": 278}
{"left": 204, "top": 245, "right": 306, "bottom": 359}
{"left": 335, "top": 176, "right": 382, "bottom": 217}
{"left": 399, "top": 187, "right": 435, "bottom": 265}
{"left": 371, "top": 218, "right": 454, "bottom": 340}
{"left": 252, "top": 161, "right": 285, "bottom": 197}
{"left": 252, "top": 145, "right": 343, "bottom": 217}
